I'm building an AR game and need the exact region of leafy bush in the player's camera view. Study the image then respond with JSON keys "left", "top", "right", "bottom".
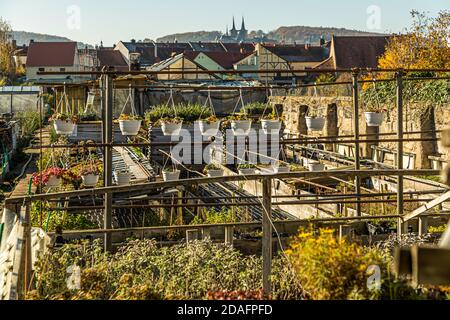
{"left": 15, "top": 110, "right": 42, "bottom": 137}
{"left": 286, "top": 228, "right": 423, "bottom": 300}
{"left": 145, "top": 104, "right": 211, "bottom": 123}
{"left": 191, "top": 208, "right": 239, "bottom": 225}
{"left": 30, "top": 239, "right": 303, "bottom": 300}
{"left": 242, "top": 102, "right": 273, "bottom": 116}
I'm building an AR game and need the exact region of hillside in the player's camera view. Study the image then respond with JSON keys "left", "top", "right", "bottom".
{"left": 157, "top": 26, "right": 385, "bottom": 43}
{"left": 10, "top": 31, "right": 91, "bottom": 48}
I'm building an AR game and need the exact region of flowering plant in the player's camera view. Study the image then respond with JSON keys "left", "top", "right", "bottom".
{"left": 50, "top": 113, "right": 79, "bottom": 123}
{"left": 80, "top": 165, "right": 100, "bottom": 176}
{"left": 32, "top": 167, "right": 66, "bottom": 187}
{"left": 118, "top": 114, "right": 143, "bottom": 121}
{"left": 159, "top": 117, "right": 183, "bottom": 124}
{"left": 200, "top": 115, "right": 219, "bottom": 124}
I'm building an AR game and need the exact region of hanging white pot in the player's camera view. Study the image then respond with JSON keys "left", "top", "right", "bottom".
{"left": 308, "top": 162, "right": 325, "bottom": 172}
{"left": 198, "top": 120, "right": 221, "bottom": 137}
{"left": 161, "top": 121, "right": 183, "bottom": 136}
{"left": 162, "top": 170, "right": 181, "bottom": 181}
{"left": 273, "top": 165, "right": 290, "bottom": 174}
{"left": 114, "top": 171, "right": 131, "bottom": 186}
{"left": 261, "top": 120, "right": 282, "bottom": 135}
{"left": 305, "top": 117, "right": 325, "bottom": 131}
{"left": 46, "top": 175, "right": 61, "bottom": 188}
{"left": 364, "top": 112, "right": 385, "bottom": 127}
{"left": 231, "top": 120, "right": 252, "bottom": 136}
{"left": 82, "top": 174, "right": 99, "bottom": 187}
{"left": 207, "top": 169, "right": 224, "bottom": 178}
{"left": 53, "top": 120, "right": 75, "bottom": 135}
{"left": 238, "top": 168, "right": 256, "bottom": 175}
{"left": 119, "top": 120, "right": 142, "bottom": 136}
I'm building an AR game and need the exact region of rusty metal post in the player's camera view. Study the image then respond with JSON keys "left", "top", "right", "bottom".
{"left": 396, "top": 71, "right": 406, "bottom": 236}
{"left": 352, "top": 71, "right": 362, "bottom": 216}
{"left": 262, "top": 177, "right": 272, "bottom": 296}
{"left": 103, "top": 72, "right": 113, "bottom": 251}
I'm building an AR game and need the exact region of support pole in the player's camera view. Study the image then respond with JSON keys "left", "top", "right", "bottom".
{"left": 262, "top": 177, "right": 272, "bottom": 296}
{"left": 396, "top": 71, "right": 405, "bottom": 236}
{"left": 103, "top": 71, "right": 113, "bottom": 252}
{"left": 352, "top": 71, "right": 362, "bottom": 216}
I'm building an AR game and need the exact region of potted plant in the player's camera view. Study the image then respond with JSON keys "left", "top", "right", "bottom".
{"left": 204, "top": 163, "right": 224, "bottom": 177}
{"left": 272, "top": 161, "right": 290, "bottom": 174}
{"left": 162, "top": 167, "right": 181, "bottom": 181}
{"left": 160, "top": 117, "right": 183, "bottom": 136}
{"left": 237, "top": 164, "right": 257, "bottom": 175}
{"left": 307, "top": 161, "right": 325, "bottom": 172}
{"left": 50, "top": 113, "right": 78, "bottom": 135}
{"left": 80, "top": 165, "right": 100, "bottom": 187}
{"left": 114, "top": 169, "right": 131, "bottom": 186}
{"left": 364, "top": 105, "right": 387, "bottom": 127}
{"left": 32, "top": 167, "right": 65, "bottom": 188}
{"left": 261, "top": 112, "right": 283, "bottom": 135}
{"left": 289, "top": 163, "right": 305, "bottom": 172}
{"left": 229, "top": 115, "right": 252, "bottom": 136}
{"left": 305, "top": 109, "right": 325, "bottom": 131}
{"left": 118, "top": 114, "right": 143, "bottom": 136}
{"left": 198, "top": 115, "right": 221, "bottom": 137}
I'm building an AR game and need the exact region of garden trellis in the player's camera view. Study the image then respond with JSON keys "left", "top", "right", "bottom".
{"left": 2, "top": 66, "right": 450, "bottom": 299}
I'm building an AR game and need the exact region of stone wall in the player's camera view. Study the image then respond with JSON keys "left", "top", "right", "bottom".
{"left": 270, "top": 95, "right": 449, "bottom": 169}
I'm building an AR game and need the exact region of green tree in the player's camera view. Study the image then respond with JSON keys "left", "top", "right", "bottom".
{"left": 0, "top": 17, "right": 15, "bottom": 83}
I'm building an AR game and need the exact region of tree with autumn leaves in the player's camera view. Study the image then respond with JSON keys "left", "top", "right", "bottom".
{"left": 0, "top": 17, "right": 16, "bottom": 85}
{"left": 378, "top": 10, "right": 449, "bottom": 70}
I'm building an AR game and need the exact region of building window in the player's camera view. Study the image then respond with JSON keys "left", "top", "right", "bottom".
{"left": 60, "top": 68, "right": 66, "bottom": 72}
{"left": 38, "top": 68, "right": 45, "bottom": 72}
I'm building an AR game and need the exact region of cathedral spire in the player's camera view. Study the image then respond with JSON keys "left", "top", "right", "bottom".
{"left": 241, "top": 17, "right": 246, "bottom": 31}
{"left": 231, "top": 16, "right": 237, "bottom": 31}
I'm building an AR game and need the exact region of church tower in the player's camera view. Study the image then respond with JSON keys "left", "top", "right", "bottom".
{"left": 230, "top": 17, "right": 238, "bottom": 38}
{"left": 238, "top": 17, "right": 248, "bottom": 41}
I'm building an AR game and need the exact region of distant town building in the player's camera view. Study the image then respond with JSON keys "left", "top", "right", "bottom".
{"left": 25, "top": 41, "right": 93, "bottom": 83}
{"left": 220, "top": 17, "right": 249, "bottom": 43}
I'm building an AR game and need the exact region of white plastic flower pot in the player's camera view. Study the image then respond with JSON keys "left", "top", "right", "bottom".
{"left": 199, "top": 121, "right": 221, "bottom": 137}
{"left": 82, "top": 174, "right": 99, "bottom": 187}
{"left": 238, "top": 168, "right": 256, "bottom": 175}
{"left": 207, "top": 169, "right": 224, "bottom": 178}
{"left": 161, "top": 122, "right": 183, "bottom": 136}
{"left": 231, "top": 120, "right": 252, "bottom": 136}
{"left": 261, "top": 120, "right": 282, "bottom": 135}
{"left": 46, "top": 176, "right": 61, "bottom": 188}
{"left": 305, "top": 117, "right": 325, "bottom": 131}
{"left": 114, "top": 172, "right": 131, "bottom": 186}
{"left": 119, "top": 120, "right": 142, "bottom": 136}
{"left": 364, "top": 112, "right": 385, "bottom": 127}
{"left": 273, "top": 166, "right": 290, "bottom": 174}
{"left": 308, "top": 162, "right": 325, "bottom": 172}
{"left": 162, "top": 170, "right": 181, "bottom": 181}
{"left": 53, "top": 120, "right": 75, "bottom": 135}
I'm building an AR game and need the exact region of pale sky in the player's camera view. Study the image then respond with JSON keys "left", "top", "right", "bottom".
{"left": 0, "top": 0, "right": 448, "bottom": 46}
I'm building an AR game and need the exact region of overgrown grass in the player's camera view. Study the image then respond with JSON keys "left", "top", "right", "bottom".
{"left": 15, "top": 110, "right": 42, "bottom": 138}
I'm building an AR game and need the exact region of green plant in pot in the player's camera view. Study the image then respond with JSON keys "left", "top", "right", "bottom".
{"left": 204, "top": 163, "right": 224, "bottom": 177}
{"left": 50, "top": 113, "right": 79, "bottom": 135}
{"left": 237, "top": 163, "right": 257, "bottom": 175}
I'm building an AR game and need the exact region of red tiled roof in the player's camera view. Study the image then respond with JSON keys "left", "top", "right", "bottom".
{"left": 97, "top": 49, "right": 128, "bottom": 70}
{"left": 331, "top": 36, "right": 390, "bottom": 69}
{"left": 26, "top": 42, "right": 77, "bottom": 67}
{"left": 202, "top": 51, "right": 252, "bottom": 69}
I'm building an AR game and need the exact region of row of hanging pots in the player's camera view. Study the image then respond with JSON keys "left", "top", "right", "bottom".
{"left": 305, "top": 112, "right": 386, "bottom": 132}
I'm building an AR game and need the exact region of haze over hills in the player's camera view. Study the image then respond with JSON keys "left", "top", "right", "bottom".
{"left": 156, "top": 26, "right": 386, "bottom": 43}
{"left": 11, "top": 25, "right": 386, "bottom": 48}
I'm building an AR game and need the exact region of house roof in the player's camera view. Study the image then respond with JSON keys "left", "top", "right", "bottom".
{"left": 120, "top": 42, "right": 191, "bottom": 66}
{"left": 330, "top": 35, "right": 390, "bottom": 69}
{"left": 26, "top": 42, "right": 77, "bottom": 67}
{"left": 189, "top": 42, "right": 226, "bottom": 52}
{"left": 262, "top": 44, "right": 329, "bottom": 63}
{"left": 221, "top": 42, "right": 255, "bottom": 54}
{"left": 97, "top": 49, "right": 128, "bottom": 71}
{"left": 201, "top": 51, "right": 253, "bottom": 69}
